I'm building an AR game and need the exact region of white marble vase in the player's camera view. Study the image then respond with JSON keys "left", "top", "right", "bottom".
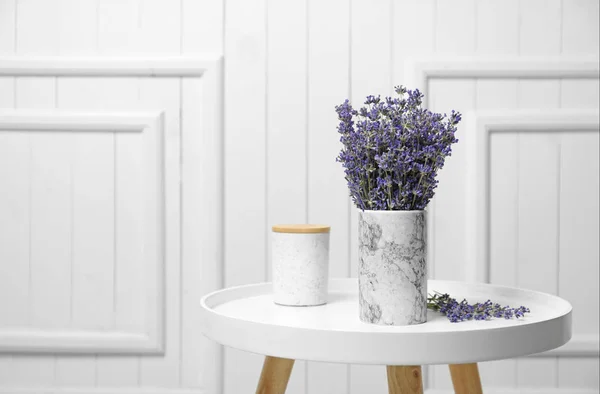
{"left": 358, "top": 210, "right": 427, "bottom": 325}
{"left": 272, "top": 225, "right": 330, "bottom": 306}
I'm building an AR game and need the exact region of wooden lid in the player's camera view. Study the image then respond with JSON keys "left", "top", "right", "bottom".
{"left": 272, "top": 224, "right": 331, "bottom": 234}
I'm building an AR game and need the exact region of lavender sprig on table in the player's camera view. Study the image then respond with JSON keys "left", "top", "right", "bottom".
{"left": 427, "top": 292, "right": 531, "bottom": 323}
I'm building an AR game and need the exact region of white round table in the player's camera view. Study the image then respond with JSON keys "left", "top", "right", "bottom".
{"left": 200, "top": 279, "right": 572, "bottom": 394}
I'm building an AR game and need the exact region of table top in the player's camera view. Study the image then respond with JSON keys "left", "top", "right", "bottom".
{"left": 199, "top": 279, "right": 572, "bottom": 365}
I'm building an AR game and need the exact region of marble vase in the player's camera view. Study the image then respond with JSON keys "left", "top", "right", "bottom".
{"left": 358, "top": 210, "right": 427, "bottom": 326}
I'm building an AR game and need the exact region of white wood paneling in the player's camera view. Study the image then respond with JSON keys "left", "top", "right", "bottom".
{"left": 519, "top": 79, "right": 561, "bottom": 109}
{"left": 0, "top": 358, "right": 9, "bottom": 388}
{"left": 429, "top": 78, "right": 475, "bottom": 283}
{"left": 16, "top": 0, "right": 59, "bottom": 55}
{"left": 0, "top": 123, "right": 30, "bottom": 329}
{"left": 436, "top": 0, "right": 476, "bottom": 55}
{"left": 266, "top": 0, "right": 308, "bottom": 280}
{"left": 479, "top": 120, "right": 519, "bottom": 388}
{"left": 465, "top": 110, "right": 599, "bottom": 282}
{"left": 96, "top": 0, "right": 139, "bottom": 55}
{"left": 404, "top": 57, "right": 600, "bottom": 283}
{"left": 559, "top": 358, "right": 600, "bottom": 389}
{"left": 520, "top": 0, "right": 562, "bottom": 56}
{"left": 349, "top": 0, "right": 394, "bottom": 390}
{"left": 1, "top": 0, "right": 224, "bottom": 390}
{"left": 306, "top": 0, "right": 351, "bottom": 392}
{"left": 223, "top": 0, "right": 267, "bottom": 391}
{"left": 464, "top": 110, "right": 600, "bottom": 369}
{"left": 392, "top": 0, "right": 435, "bottom": 84}
{"left": 349, "top": 0, "right": 393, "bottom": 287}
{"left": 136, "top": 81, "right": 176, "bottom": 387}
{"left": 223, "top": 0, "right": 267, "bottom": 288}
{"left": 180, "top": 73, "right": 223, "bottom": 391}
{"left": 0, "top": 66, "right": 21, "bottom": 383}
{"left": 0, "top": 389, "right": 207, "bottom": 394}
{"left": 562, "top": 0, "right": 600, "bottom": 55}
{"left": 556, "top": 128, "right": 600, "bottom": 388}
{"left": 479, "top": 130, "right": 521, "bottom": 286}
{"left": 181, "top": 55, "right": 223, "bottom": 389}
{"left": 182, "top": 0, "right": 224, "bottom": 55}
{"left": 137, "top": 0, "right": 180, "bottom": 54}
{"left": 266, "top": 1, "right": 309, "bottom": 392}
{"left": 8, "top": 76, "right": 58, "bottom": 386}
{"left": 7, "top": 355, "right": 55, "bottom": 387}
{"left": 517, "top": 130, "right": 560, "bottom": 294}
{"left": 476, "top": 0, "right": 519, "bottom": 55}
{"left": 0, "top": 110, "right": 164, "bottom": 354}
{"left": 1, "top": 0, "right": 599, "bottom": 393}
{"left": 477, "top": 80, "right": 519, "bottom": 110}
{"left": 307, "top": 0, "right": 350, "bottom": 288}
{"left": 55, "top": 356, "right": 96, "bottom": 386}
{"left": 349, "top": 365, "right": 388, "bottom": 394}
{"left": 405, "top": 55, "right": 599, "bottom": 391}
{"left": 562, "top": 79, "right": 600, "bottom": 108}
{"left": 0, "top": 389, "right": 594, "bottom": 394}
{"left": 517, "top": 129, "right": 561, "bottom": 387}
{"left": 57, "top": 77, "right": 141, "bottom": 387}
{"left": 517, "top": 13, "right": 562, "bottom": 383}
{"left": 0, "top": 77, "right": 14, "bottom": 107}
{"left": 426, "top": 390, "right": 599, "bottom": 394}
{"left": 0, "top": 0, "right": 15, "bottom": 54}
{"left": 0, "top": 57, "right": 213, "bottom": 76}
{"left": 404, "top": 57, "right": 600, "bottom": 91}
{"left": 56, "top": 0, "right": 96, "bottom": 55}
{"left": 0, "top": 55, "right": 222, "bottom": 394}
{"left": 558, "top": 132, "right": 600, "bottom": 337}
{"left": 0, "top": 111, "right": 159, "bottom": 131}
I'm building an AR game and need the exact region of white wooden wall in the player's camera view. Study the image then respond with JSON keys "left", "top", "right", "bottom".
{"left": 0, "top": 0, "right": 599, "bottom": 393}
{"left": 223, "top": 1, "right": 599, "bottom": 394}
{"left": 0, "top": 0, "right": 224, "bottom": 393}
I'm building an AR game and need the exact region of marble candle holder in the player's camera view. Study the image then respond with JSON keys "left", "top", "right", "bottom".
{"left": 272, "top": 224, "right": 331, "bottom": 306}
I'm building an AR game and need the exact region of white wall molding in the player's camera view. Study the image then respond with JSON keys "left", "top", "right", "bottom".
{"left": 180, "top": 55, "right": 224, "bottom": 394}
{"left": 464, "top": 110, "right": 599, "bottom": 282}
{"left": 405, "top": 56, "right": 600, "bottom": 93}
{"left": 464, "top": 109, "right": 600, "bottom": 359}
{"left": 426, "top": 389, "right": 599, "bottom": 394}
{"left": 0, "top": 55, "right": 223, "bottom": 393}
{"left": 0, "top": 388, "right": 205, "bottom": 394}
{"left": 538, "top": 334, "right": 600, "bottom": 357}
{"left": 0, "top": 56, "right": 221, "bottom": 77}
{"left": 0, "top": 388, "right": 596, "bottom": 394}
{"left": 404, "top": 57, "right": 600, "bottom": 282}
{"left": 0, "top": 330, "right": 157, "bottom": 354}
{"left": 0, "top": 111, "right": 159, "bottom": 132}
{"left": 0, "top": 111, "right": 166, "bottom": 355}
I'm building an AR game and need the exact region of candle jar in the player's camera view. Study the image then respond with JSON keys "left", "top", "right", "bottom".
{"left": 271, "top": 224, "right": 331, "bottom": 306}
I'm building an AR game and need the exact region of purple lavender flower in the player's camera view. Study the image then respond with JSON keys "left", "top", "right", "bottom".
{"left": 427, "top": 292, "right": 531, "bottom": 323}
{"left": 335, "top": 86, "right": 461, "bottom": 211}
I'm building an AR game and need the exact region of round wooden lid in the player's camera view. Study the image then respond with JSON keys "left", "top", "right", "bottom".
{"left": 272, "top": 224, "right": 331, "bottom": 234}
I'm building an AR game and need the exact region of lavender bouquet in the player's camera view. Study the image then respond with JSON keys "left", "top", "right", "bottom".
{"left": 335, "top": 86, "right": 461, "bottom": 211}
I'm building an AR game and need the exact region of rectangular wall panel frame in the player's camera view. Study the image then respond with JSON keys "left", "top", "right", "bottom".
{"left": 404, "top": 56, "right": 599, "bottom": 280}
{"left": 0, "top": 110, "right": 165, "bottom": 354}
{"left": 0, "top": 55, "right": 223, "bottom": 366}
{"left": 404, "top": 57, "right": 599, "bottom": 359}
{"left": 464, "top": 109, "right": 599, "bottom": 359}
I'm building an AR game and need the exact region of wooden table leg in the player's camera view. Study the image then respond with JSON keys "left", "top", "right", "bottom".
{"left": 256, "top": 356, "right": 295, "bottom": 394}
{"left": 386, "top": 365, "right": 423, "bottom": 394}
{"left": 449, "top": 363, "right": 483, "bottom": 394}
